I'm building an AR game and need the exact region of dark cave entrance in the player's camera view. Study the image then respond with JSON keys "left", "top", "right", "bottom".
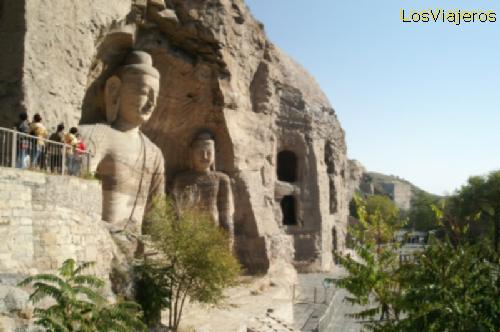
{"left": 277, "top": 150, "right": 297, "bottom": 182}
{"left": 281, "top": 195, "right": 297, "bottom": 226}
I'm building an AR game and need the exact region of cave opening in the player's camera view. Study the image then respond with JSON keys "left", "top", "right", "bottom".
{"left": 277, "top": 150, "right": 297, "bottom": 182}
{"left": 281, "top": 195, "right": 297, "bottom": 226}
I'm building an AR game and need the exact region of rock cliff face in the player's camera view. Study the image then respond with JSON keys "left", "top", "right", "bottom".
{"left": 0, "top": 0, "right": 349, "bottom": 273}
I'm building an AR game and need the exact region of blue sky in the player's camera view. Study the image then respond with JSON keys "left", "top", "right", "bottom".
{"left": 246, "top": 0, "right": 500, "bottom": 195}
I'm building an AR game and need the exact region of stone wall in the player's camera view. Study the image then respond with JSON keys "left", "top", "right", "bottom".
{"left": 0, "top": 167, "right": 114, "bottom": 276}
{"left": 0, "top": 167, "right": 115, "bottom": 329}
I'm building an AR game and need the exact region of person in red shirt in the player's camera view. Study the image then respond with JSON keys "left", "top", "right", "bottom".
{"left": 73, "top": 133, "right": 86, "bottom": 175}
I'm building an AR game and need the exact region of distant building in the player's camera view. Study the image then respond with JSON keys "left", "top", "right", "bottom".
{"left": 381, "top": 182, "right": 412, "bottom": 210}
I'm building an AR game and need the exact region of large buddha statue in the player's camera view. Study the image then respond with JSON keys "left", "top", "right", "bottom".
{"left": 79, "top": 51, "right": 165, "bottom": 255}
{"left": 173, "top": 131, "right": 234, "bottom": 247}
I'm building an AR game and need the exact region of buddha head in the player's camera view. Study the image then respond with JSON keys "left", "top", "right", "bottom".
{"left": 104, "top": 50, "right": 160, "bottom": 127}
{"left": 190, "top": 131, "right": 216, "bottom": 173}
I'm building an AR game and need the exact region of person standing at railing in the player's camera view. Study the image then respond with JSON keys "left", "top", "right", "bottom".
{"left": 64, "top": 127, "right": 78, "bottom": 175}
{"left": 48, "top": 123, "right": 65, "bottom": 173}
{"left": 72, "top": 133, "right": 86, "bottom": 176}
{"left": 29, "top": 113, "right": 48, "bottom": 169}
{"left": 15, "top": 112, "right": 30, "bottom": 169}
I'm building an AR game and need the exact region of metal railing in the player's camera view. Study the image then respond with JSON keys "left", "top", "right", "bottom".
{"left": 0, "top": 127, "right": 91, "bottom": 177}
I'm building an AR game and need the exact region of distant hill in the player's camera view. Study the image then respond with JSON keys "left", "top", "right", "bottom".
{"left": 358, "top": 172, "right": 439, "bottom": 211}
{"left": 347, "top": 160, "right": 440, "bottom": 211}
{"left": 365, "top": 172, "right": 432, "bottom": 196}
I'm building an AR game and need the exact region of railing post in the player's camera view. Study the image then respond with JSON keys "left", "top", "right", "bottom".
{"left": 11, "top": 130, "right": 17, "bottom": 168}
{"left": 61, "top": 144, "right": 66, "bottom": 175}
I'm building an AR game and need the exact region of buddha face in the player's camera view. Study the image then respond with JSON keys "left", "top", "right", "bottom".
{"left": 105, "top": 71, "right": 160, "bottom": 128}
{"left": 191, "top": 140, "right": 215, "bottom": 173}
{"left": 117, "top": 72, "right": 160, "bottom": 125}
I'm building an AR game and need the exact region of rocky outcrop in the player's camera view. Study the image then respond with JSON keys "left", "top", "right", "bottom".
{"left": 0, "top": 0, "right": 133, "bottom": 129}
{"left": 0, "top": 0, "right": 349, "bottom": 275}
{"left": 346, "top": 162, "right": 434, "bottom": 212}
{"left": 138, "top": 0, "right": 349, "bottom": 272}
{"left": 346, "top": 159, "right": 365, "bottom": 203}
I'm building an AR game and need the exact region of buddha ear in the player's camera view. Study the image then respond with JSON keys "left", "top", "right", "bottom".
{"left": 104, "top": 75, "right": 121, "bottom": 124}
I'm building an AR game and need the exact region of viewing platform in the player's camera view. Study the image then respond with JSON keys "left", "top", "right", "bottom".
{"left": 0, "top": 126, "right": 91, "bottom": 177}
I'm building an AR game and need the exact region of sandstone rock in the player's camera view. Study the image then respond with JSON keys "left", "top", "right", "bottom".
{"left": 346, "top": 159, "right": 366, "bottom": 201}
{"left": 173, "top": 131, "right": 235, "bottom": 247}
{"left": 0, "top": 285, "right": 29, "bottom": 316}
{"left": 0, "top": 0, "right": 356, "bottom": 330}
{"left": 0, "top": 0, "right": 133, "bottom": 129}
{"left": 0, "top": 0, "right": 350, "bottom": 276}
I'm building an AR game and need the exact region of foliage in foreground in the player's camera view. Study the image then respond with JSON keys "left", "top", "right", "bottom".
{"left": 333, "top": 195, "right": 403, "bottom": 321}
{"left": 383, "top": 239, "right": 499, "bottom": 332}
{"left": 445, "top": 170, "right": 500, "bottom": 250}
{"left": 134, "top": 261, "right": 172, "bottom": 328}
{"left": 18, "top": 258, "right": 146, "bottom": 332}
{"left": 335, "top": 171, "right": 500, "bottom": 332}
{"left": 144, "top": 197, "right": 240, "bottom": 331}
{"left": 333, "top": 242, "right": 401, "bottom": 322}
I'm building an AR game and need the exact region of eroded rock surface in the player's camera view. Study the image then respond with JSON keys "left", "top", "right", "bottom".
{"left": 1, "top": 0, "right": 349, "bottom": 276}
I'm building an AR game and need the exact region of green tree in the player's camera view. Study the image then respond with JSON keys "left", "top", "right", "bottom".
{"left": 338, "top": 172, "right": 500, "bottom": 332}
{"left": 134, "top": 262, "right": 172, "bottom": 329}
{"left": 18, "top": 259, "right": 146, "bottom": 332}
{"left": 380, "top": 237, "right": 499, "bottom": 332}
{"left": 408, "top": 191, "right": 440, "bottom": 232}
{"left": 144, "top": 197, "right": 240, "bottom": 331}
{"left": 332, "top": 195, "right": 404, "bottom": 322}
{"left": 332, "top": 242, "right": 401, "bottom": 322}
{"left": 351, "top": 194, "right": 405, "bottom": 250}
{"left": 446, "top": 170, "right": 500, "bottom": 250}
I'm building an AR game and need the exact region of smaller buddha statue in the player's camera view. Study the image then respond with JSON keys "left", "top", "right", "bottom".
{"left": 173, "top": 131, "right": 234, "bottom": 247}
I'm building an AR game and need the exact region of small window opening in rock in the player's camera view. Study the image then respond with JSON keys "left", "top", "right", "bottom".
{"left": 277, "top": 150, "right": 297, "bottom": 182}
{"left": 281, "top": 195, "right": 297, "bottom": 226}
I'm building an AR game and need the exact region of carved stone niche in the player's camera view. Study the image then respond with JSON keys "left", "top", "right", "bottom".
{"left": 172, "top": 130, "right": 235, "bottom": 248}
{"left": 275, "top": 149, "right": 300, "bottom": 227}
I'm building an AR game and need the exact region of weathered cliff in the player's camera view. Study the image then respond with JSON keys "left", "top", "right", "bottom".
{"left": 0, "top": 0, "right": 349, "bottom": 274}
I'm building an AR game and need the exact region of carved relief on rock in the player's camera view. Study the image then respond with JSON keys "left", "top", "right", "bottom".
{"left": 172, "top": 130, "right": 234, "bottom": 247}
{"left": 79, "top": 50, "right": 165, "bottom": 247}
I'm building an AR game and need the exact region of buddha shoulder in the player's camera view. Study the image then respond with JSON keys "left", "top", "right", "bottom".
{"left": 215, "top": 171, "right": 231, "bottom": 182}
{"left": 141, "top": 133, "right": 164, "bottom": 161}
